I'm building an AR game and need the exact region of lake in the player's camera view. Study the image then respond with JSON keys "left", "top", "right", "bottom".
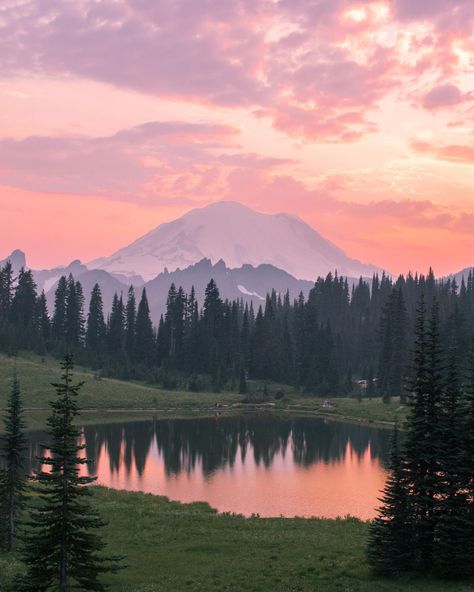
{"left": 23, "top": 414, "right": 390, "bottom": 520}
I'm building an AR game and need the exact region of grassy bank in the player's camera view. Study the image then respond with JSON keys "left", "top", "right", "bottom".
{"left": 0, "top": 353, "right": 406, "bottom": 429}
{"left": 0, "top": 352, "right": 241, "bottom": 415}
{"left": 1, "top": 487, "right": 471, "bottom": 592}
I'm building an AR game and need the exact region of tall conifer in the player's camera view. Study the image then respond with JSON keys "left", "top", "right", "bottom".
{"left": 86, "top": 284, "right": 106, "bottom": 365}
{"left": 0, "top": 371, "right": 26, "bottom": 551}
{"left": 433, "top": 352, "right": 472, "bottom": 577}
{"left": 20, "top": 355, "right": 121, "bottom": 591}
{"left": 367, "top": 423, "right": 411, "bottom": 574}
{"left": 134, "top": 289, "right": 154, "bottom": 366}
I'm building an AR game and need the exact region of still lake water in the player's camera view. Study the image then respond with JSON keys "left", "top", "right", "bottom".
{"left": 24, "top": 415, "right": 390, "bottom": 520}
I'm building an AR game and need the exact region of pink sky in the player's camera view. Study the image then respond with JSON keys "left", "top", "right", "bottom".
{"left": 0, "top": 0, "right": 473, "bottom": 275}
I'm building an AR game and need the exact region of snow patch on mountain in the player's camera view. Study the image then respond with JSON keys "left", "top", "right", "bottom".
{"left": 237, "top": 284, "right": 265, "bottom": 300}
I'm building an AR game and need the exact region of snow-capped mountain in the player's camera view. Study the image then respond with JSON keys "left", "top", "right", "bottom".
{"left": 90, "top": 201, "right": 384, "bottom": 282}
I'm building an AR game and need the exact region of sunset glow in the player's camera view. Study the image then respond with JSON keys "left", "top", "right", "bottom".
{"left": 1, "top": 0, "right": 473, "bottom": 275}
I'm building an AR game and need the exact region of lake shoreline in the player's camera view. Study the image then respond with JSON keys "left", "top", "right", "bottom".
{"left": 19, "top": 405, "right": 400, "bottom": 431}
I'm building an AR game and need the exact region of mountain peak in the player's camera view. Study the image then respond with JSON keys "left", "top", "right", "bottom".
{"left": 0, "top": 249, "right": 26, "bottom": 271}
{"left": 90, "top": 201, "right": 384, "bottom": 282}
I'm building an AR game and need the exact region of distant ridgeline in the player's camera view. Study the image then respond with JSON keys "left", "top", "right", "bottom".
{"left": 1, "top": 259, "right": 474, "bottom": 397}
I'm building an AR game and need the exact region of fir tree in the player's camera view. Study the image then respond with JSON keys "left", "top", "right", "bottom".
{"left": 202, "top": 280, "right": 223, "bottom": 376}
{"left": 36, "top": 291, "right": 51, "bottom": 354}
{"left": 86, "top": 284, "right": 106, "bottom": 366}
{"left": 378, "top": 287, "right": 408, "bottom": 403}
{"left": 10, "top": 269, "right": 38, "bottom": 350}
{"left": 107, "top": 293, "right": 125, "bottom": 362}
{"left": 0, "top": 261, "right": 14, "bottom": 322}
{"left": 402, "top": 297, "right": 444, "bottom": 571}
{"left": 433, "top": 352, "right": 472, "bottom": 578}
{"left": 134, "top": 289, "right": 154, "bottom": 367}
{"left": 20, "top": 355, "right": 121, "bottom": 591}
{"left": 52, "top": 276, "right": 68, "bottom": 349}
{"left": 367, "top": 423, "right": 411, "bottom": 574}
{"left": 65, "top": 276, "right": 85, "bottom": 350}
{"left": 125, "top": 286, "right": 136, "bottom": 362}
{"left": 0, "top": 371, "right": 26, "bottom": 551}
{"left": 238, "top": 366, "right": 247, "bottom": 395}
{"left": 0, "top": 261, "right": 14, "bottom": 349}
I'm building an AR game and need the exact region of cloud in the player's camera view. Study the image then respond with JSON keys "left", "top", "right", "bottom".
{"left": 0, "top": 121, "right": 235, "bottom": 196}
{"left": 0, "top": 120, "right": 292, "bottom": 201}
{"left": 392, "top": 0, "right": 474, "bottom": 32}
{"left": 412, "top": 140, "right": 474, "bottom": 164}
{"left": 421, "top": 83, "right": 471, "bottom": 110}
{"left": 0, "top": 0, "right": 269, "bottom": 106}
{"left": 1, "top": 0, "right": 470, "bottom": 142}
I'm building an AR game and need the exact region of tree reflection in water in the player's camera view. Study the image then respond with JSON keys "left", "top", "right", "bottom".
{"left": 18, "top": 415, "right": 391, "bottom": 519}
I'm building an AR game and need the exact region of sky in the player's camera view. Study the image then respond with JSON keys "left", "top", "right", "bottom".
{"left": 0, "top": 0, "right": 473, "bottom": 276}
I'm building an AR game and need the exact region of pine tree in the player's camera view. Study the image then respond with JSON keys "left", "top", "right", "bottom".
{"left": 378, "top": 287, "right": 408, "bottom": 403}
{"left": 202, "top": 280, "right": 223, "bottom": 376}
{"left": 52, "top": 276, "right": 68, "bottom": 350}
{"left": 403, "top": 297, "right": 444, "bottom": 571}
{"left": 0, "top": 261, "right": 14, "bottom": 350}
{"left": 65, "top": 276, "right": 85, "bottom": 350}
{"left": 367, "top": 423, "right": 411, "bottom": 574}
{"left": 10, "top": 269, "right": 38, "bottom": 350}
{"left": 36, "top": 291, "right": 51, "bottom": 354}
{"left": 107, "top": 293, "right": 125, "bottom": 363}
{"left": 86, "top": 284, "right": 106, "bottom": 366}
{"left": 20, "top": 355, "right": 121, "bottom": 591}
{"left": 0, "top": 371, "right": 26, "bottom": 551}
{"left": 125, "top": 286, "right": 136, "bottom": 362}
{"left": 134, "top": 289, "right": 154, "bottom": 367}
{"left": 433, "top": 352, "right": 472, "bottom": 578}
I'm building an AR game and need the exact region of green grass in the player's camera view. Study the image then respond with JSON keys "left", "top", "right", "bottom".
{"left": 0, "top": 352, "right": 241, "bottom": 414}
{"left": 0, "top": 352, "right": 406, "bottom": 430}
{"left": 1, "top": 487, "right": 472, "bottom": 592}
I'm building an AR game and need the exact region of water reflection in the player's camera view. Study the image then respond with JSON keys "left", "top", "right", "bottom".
{"left": 21, "top": 415, "right": 391, "bottom": 520}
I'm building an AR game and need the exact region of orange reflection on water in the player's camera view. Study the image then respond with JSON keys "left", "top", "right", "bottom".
{"left": 93, "top": 435, "right": 387, "bottom": 520}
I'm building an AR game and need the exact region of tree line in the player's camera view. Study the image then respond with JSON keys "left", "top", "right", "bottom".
{"left": 2, "top": 260, "right": 474, "bottom": 397}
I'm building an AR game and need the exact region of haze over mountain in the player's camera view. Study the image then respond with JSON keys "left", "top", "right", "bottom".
{"left": 90, "top": 201, "right": 384, "bottom": 282}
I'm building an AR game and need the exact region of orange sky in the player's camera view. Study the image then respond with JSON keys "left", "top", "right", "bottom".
{"left": 0, "top": 0, "right": 473, "bottom": 275}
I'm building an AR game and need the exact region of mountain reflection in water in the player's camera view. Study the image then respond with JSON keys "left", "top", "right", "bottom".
{"left": 22, "top": 415, "right": 390, "bottom": 520}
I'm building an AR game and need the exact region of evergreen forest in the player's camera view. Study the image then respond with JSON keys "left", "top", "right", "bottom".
{"left": 1, "top": 261, "right": 474, "bottom": 398}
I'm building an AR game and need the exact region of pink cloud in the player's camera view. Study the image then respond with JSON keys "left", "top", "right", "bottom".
{"left": 1, "top": 0, "right": 470, "bottom": 143}
{"left": 0, "top": 121, "right": 240, "bottom": 198}
{"left": 421, "top": 83, "right": 469, "bottom": 109}
{"left": 0, "top": 121, "right": 294, "bottom": 203}
{"left": 412, "top": 140, "right": 474, "bottom": 164}
{"left": 0, "top": 1, "right": 269, "bottom": 106}
{"left": 392, "top": 0, "right": 474, "bottom": 32}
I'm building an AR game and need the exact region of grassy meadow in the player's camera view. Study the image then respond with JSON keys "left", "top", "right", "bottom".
{"left": 1, "top": 487, "right": 472, "bottom": 592}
